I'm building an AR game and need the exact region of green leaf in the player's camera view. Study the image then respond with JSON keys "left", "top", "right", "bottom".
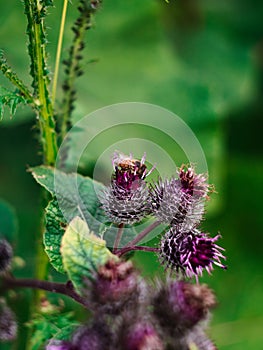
{"left": 61, "top": 216, "right": 117, "bottom": 292}
{"left": 31, "top": 165, "right": 139, "bottom": 244}
{"left": 27, "top": 312, "right": 78, "bottom": 349}
{"left": 0, "top": 86, "right": 28, "bottom": 119}
{"left": 31, "top": 166, "right": 143, "bottom": 272}
{"left": 31, "top": 167, "right": 106, "bottom": 236}
{"left": 44, "top": 199, "right": 66, "bottom": 273}
{"left": 30, "top": 165, "right": 56, "bottom": 194}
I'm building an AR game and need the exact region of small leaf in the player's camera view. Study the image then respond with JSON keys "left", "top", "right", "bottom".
{"left": 30, "top": 166, "right": 55, "bottom": 194}
{"left": 0, "top": 86, "right": 28, "bottom": 119}
{"left": 61, "top": 217, "right": 117, "bottom": 292}
{"left": 44, "top": 199, "right": 66, "bottom": 273}
{"left": 27, "top": 312, "right": 78, "bottom": 349}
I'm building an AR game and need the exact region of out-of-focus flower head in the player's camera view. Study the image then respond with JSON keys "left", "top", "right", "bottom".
{"left": 123, "top": 321, "right": 164, "bottom": 350}
{"left": 0, "top": 299, "right": 17, "bottom": 341}
{"left": 0, "top": 239, "right": 13, "bottom": 274}
{"left": 153, "top": 280, "right": 216, "bottom": 336}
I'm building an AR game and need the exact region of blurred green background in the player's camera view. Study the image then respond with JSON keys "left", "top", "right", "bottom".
{"left": 1, "top": 0, "right": 263, "bottom": 349}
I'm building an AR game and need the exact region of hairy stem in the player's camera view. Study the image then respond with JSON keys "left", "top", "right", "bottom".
{"left": 2, "top": 274, "right": 92, "bottom": 310}
{"left": 59, "top": 1, "right": 100, "bottom": 144}
{"left": 24, "top": 0, "right": 58, "bottom": 165}
{"left": 0, "top": 53, "right": 35, "bottom": 106}
{"left": 116, "top": 245, "right": 159, "bottom": 258}
{"left": 52, "top": 0, "right": 69, "bottom": 106}
{"left": 23, "top": 2, "right": 59, "bottom": 339}
{"left": 113, "top": 223, "right": 124, "bottom": 253}
{"left": 123, "top": 220, "right": 161, "bottom": 248}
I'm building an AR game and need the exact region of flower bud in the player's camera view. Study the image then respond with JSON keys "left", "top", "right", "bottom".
{"left": 0, "top": 239, "right": 13, "bottom": 273}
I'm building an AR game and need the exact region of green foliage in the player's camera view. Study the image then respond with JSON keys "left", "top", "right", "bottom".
{"left": 1, "top": 1, "right": 262, "bottom": 349}
{"left": 0, "top": 50, "right": 34, "bottom": 119}
{"left": 23, "top": 0, "right": 53, "bottom": 92}
{"left": 27, "top": 311, "right": 78, "bottom": 350}
{"left": 30, "top": 165, "right": 109, "bottom": 234}
{"left": 31, "top": 166, "right": 145, "bottom": 265}
{"left": 0, "top": 87, "right": 28, "bottom": 119}
{"left": 44, "top": 199, "right": 66, "bottom": 273}
{"left": 61, "top": 216, "right": 117, "bottom": 292}
{"left": 0, "top": 199, "right": 18, "bottom": 242}
{"left": 59, "top": 0, "right": 101, "bottom": 143}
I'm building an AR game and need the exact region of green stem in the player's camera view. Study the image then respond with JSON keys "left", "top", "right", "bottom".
{"left": 22, "top": 4, "right": 59, "bottom": 340}
{"left": 113, "top": 223, "right": 124, "bottom": 253}
{"left": 24, "top": 0, "right": 58, "bottom": 165}
{"left": 0, "top": 53, "right": 35, "bottom": 106}
{"left": 59, "top": 1, "right": 100, "bottom": 144}
{"left": 52, "top": 0, "right": 69, "bottom": 106}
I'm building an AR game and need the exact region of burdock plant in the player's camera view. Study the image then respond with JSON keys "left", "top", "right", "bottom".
{"left": 0, "top": 1, "right": 226, "bottom": 349}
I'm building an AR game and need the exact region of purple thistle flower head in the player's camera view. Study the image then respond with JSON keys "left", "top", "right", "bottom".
{"left": 112, "top": 152, "right": 148, "bottom": 192}
{"left": 178, "top": 165, "right": 212, "bottom": 199}
{"left": 151, "top": 177, "right": 205, "bottom": 230}
{"left": 159, "top": 228, "right": 227, "bottom": 278}
{"left": 100, "top": 152, "right": 152, "bottom": 224}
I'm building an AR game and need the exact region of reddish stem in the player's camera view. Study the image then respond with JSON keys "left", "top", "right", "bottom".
{"left": 113, "top": 223, "right": 124, "bottom": 253}
{"left": 2, "top": 274, "right": 92, "bottom": 310}
{"left": 116, "top": 245, "right": 159, "bottom": 258}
